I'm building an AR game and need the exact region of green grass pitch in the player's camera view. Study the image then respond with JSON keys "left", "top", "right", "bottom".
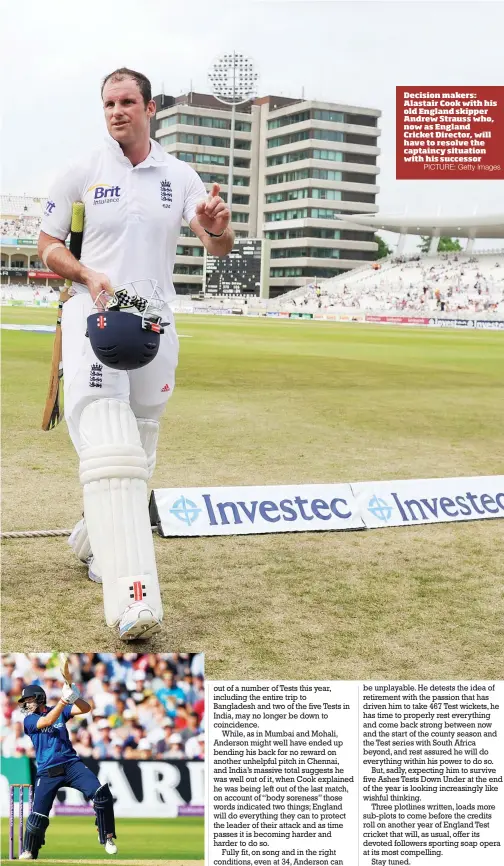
{"left": 1, "top": 307, "right": 503, "bottom": 677}
{"left": 0, "top": 815, "right": 203, "bottom": 861}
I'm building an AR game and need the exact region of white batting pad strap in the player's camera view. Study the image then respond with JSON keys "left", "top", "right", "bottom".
{"left": 137, "top": 419, "right": 159, "bottom": 479}
{"left": 79, "top": 400, "right": 163, "bottom": 627}
{"left": 80, "top": 446, "right": 148, "bottom": 484}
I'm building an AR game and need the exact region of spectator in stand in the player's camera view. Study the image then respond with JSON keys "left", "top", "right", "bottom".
{"left": 179, "top": 712, "right": 201, "bottom": 744}
{"left": 185, "top": 732, "right": 205, "bottom": 760}
{"left": 86, "top": 661, "right": 110, "bottom": 697}
{"left": 93, "top": 721, "right": 115, "bottom": 759}
{"left": 179, "top": 672, "right": 198, "bottom": 704}
{"left": 155, "top": 671, "right": 186, "bottom": 714}
{"left": 137, "top": 738, "right": 154, "bottom": 760}
{"left": 146, "top": 710, "right": 173, "bottom": 749}
{"left": 2, "top": 720, "right": 35, "bottom": 757}
{"left": 0, "top": 657, "right": 16, "bottom": 693}
{"left": 150, "top": 657, "right": 170, "bottom": 692}
{"left": 164, "top": 733, "right": 186, "bottom": 759}
{"left": 74, "top": 729, "right": 94, "bottom": 758}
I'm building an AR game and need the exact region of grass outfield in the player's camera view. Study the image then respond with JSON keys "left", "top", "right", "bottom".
{"left": 0, "top": 815, "right": 203, "bottom": 861}
{"left": 1, "top": 307, "right": 504, "bottom": 678}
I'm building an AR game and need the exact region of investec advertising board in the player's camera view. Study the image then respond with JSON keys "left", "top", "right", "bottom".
{"left": 151, "top": 475, "right": 504, "bottom": 537}
{"left": 151, "top": 484, "right": 363, "bottom": 536}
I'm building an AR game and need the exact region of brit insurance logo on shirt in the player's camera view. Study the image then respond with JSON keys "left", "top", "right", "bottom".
{"left": 87, "top": 182, "right": 121, "bottom": 205}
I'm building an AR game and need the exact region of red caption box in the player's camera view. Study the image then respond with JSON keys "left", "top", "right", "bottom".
{"left": 396, "top": 86, "right": 504, "bottom": 179}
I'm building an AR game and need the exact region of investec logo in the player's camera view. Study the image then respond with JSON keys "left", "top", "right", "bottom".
{"left": 87, "top": 182, "right": 121, "bottom": 204}
{"left": 367, "top": 490, "right": 504, "bottom": 523}
{"left": 169, "top": 492, "right": 353, "bottom": 527}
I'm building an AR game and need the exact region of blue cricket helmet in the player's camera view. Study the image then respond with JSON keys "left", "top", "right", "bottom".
{"left": 86, "top": 280, "right": 165, "bottom": 371}
{"left": 19, "top": 684, "right": 46, "bottom": 705}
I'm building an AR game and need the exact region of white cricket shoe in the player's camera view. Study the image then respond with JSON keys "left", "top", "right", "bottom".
{"left": 105, "top": 837, "right": 118, "bottom": 854}
{"left": 118, "top": 602, "right": 161, "bottom": 640}
{"left": 19, "top": 852, "right": 33, "bottom": 860}
{"left": 86, "top": 554, "right": 102, "bottom": 584}
{"left": 68, "top": 517, "right": 92, "bottom": 563}
{"left": 68, "top": 519, "right": 102, "bottom": 582}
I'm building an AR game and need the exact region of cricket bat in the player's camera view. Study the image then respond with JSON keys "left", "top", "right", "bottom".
{"left": 59, "top": 653, "right": 72, "bottom": 686}
{"left": 41, "top": 202, "right": 85, "bottom": 431}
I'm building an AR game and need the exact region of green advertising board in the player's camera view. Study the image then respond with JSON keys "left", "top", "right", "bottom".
{"left": 1, "top": 756, "right": 32, "bottom": 794}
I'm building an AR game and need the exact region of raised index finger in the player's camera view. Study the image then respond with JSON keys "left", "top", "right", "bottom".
{"left": 209, "top": 182, "right": 220, "bottom": 200}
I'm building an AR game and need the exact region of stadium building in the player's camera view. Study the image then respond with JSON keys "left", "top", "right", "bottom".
{"left": 152, "top": 91, "right": 381, "bottom": 297}
{"left": 0, "top": 195, "right": 63, "bottom": 297}
{"left": 1, "top": 94, "right": 381, "bottom": 299}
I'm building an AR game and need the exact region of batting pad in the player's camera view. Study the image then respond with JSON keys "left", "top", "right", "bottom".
{"left": 137, "top": 418, "right": 159, "bottom": 479}
{"left": 79, "top": 399, "right": 163, "bottom": 626}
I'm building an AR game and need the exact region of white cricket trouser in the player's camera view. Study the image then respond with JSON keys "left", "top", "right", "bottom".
{"left": 61, "top": 293, "right": 178, "bottom": 452}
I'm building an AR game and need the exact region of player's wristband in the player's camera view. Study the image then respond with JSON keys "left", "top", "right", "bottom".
{"left": 205, "top": 228, "right": 226, "bottom": 238}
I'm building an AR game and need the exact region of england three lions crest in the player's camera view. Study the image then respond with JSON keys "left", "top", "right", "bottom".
{"left": 160, "top": 180, "right": 172, "bottom": 208}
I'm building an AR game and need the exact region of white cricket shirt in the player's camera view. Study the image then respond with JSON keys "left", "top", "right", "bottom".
{"left": 40, "top": 135, "right": 207, "bottom": 303}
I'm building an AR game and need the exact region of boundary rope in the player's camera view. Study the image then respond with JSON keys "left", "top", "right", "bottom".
{"left": 1, "top": 527, "right": 158, "bottom": 539}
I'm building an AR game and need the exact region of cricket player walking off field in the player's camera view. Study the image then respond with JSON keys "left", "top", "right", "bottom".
{"left": 38, "top": 67, "right": 233, "bottom": 640}
{"left": 18, "top": 683, "right": 117, "bottom": 859}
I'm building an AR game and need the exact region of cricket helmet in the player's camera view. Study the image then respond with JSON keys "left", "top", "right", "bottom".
{"left": 18, "top": 684, "right": 46, "bottom": 705}
{"left": 87, "top": 279, "right": 165, "bottom": 371}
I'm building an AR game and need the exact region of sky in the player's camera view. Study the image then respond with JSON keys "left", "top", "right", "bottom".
{"left": 1, "top": 0, "right": 503, "bottom": 249}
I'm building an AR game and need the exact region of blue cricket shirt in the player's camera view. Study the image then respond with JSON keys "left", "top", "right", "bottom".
{"left": 23, "top": 705, "right": 79, "bottom": 772}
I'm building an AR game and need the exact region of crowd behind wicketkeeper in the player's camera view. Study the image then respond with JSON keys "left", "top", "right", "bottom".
{"left": 0, "top": 653, "right": 205, "bottom": 761}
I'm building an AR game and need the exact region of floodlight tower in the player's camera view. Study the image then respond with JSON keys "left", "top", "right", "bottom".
{"left": 208, "top": 52, "right": 258, "bottom": 211}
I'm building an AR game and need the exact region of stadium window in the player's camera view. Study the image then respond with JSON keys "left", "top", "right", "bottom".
{"left": 265, "top": 208, "right": 308, "bottom": 222}
{"left": 194, "top": 153, "right": 227, "bottom": 165}
{"left": 159, "top": 133, "right": 177, "bottom": 147}
{"left": 313, "top": 130, "right": 344, "bottom": 142}
{"left": 312, "top": 169, "right": 343, "bottom": 181}
{"left": 313, "top": 109, "right": 344, "bottom": 123}
{"left": 266, "top": 150, "right": 311, "bottom": 167}
{"left": 313, "top": 149, "right": 344, "bottom": 162}
{"left": 159, "top": 115, "right": 178, "bottom": 128}
{"left": 173, "top": 264, "right": 203, "bottom": 275}
{"left": 267, "top": 111, "right": 310, "bottom": 129}
{"left": 310, "top": 208, "right": 342, "bottom": 219}
{"left": 267, "top": 130, "right": 310, "bottom": 148}
{"left": 311, "top": 189, "right": 342, "bottom": 200}
{"left": 194, "top": 116, "right": 229, "bottom": 129}
{"left": 199, "top": 172, "right": 227, "bottom": 184}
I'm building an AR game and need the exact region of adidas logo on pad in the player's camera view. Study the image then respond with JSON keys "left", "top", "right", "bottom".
{"left": 161, "top": 383, "right": 170, "bottom": 392}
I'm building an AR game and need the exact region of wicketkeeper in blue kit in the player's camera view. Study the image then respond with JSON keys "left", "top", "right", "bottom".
{"left": 18, "top": 683, "right": 117, "bottom": 859}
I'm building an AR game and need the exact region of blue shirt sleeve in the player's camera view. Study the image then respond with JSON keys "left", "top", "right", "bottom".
{"left": 23, "top": 713, "right": 38, "bottom": 735}
{"left": 62, "top": 704, "right": 73, "bottom": 722}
